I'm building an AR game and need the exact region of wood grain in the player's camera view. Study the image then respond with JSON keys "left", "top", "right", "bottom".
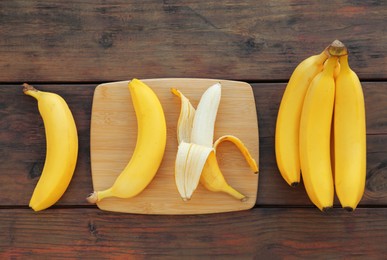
{"left": 1, "top": 208, "right": 387, "bottom": 258}
{"left": 1, "top": 1, "right": 386, "bottom": 258}
{"left": 0, "top": 1, "right": 385, "bottom": 82}
{"left": 0, "top": 82, "right": 386, "bottom": 208}
{"left": 90, "top": 79, "right": 258, "bottom": 214}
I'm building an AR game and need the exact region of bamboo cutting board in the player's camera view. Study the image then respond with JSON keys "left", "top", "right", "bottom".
{"left": 90, "top": 78, "right": 259, "bottom": 214}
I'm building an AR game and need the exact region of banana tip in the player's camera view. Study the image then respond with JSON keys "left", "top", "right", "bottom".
{"left": 322, "top": 206, "right": 333, "bottom": 213}
{"left": 86, "top": 192, "right": 98, "bottom": 204}
{"left": 29, "top": 204, "right": 41, "bottom": 212}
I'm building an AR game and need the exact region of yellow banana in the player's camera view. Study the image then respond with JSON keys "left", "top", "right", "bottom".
{"left": 275, "top": 49, "right": 329, "bottom": 186}
{"left": 299, "top": 56, "right": 337, "bottom": 211}
{"left": 87, "top": 79, "right": 167, "bottom": 203}
{"left": 334, "top": 55, "right": 366, "bottom": 211}
{"left": 23, "top": 83, "right": 78, "bottom": 211}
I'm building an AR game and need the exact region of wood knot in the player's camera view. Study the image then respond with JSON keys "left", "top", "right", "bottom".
{"left": 98, "top": 32, "right": 113, "bottom": 49}
{"left": 366, "top": 161, "right": 387, "bottom": 193}
{"left": 88, "top": 220, "right": 101, "bottom": 242}
{"left": 242, "top": 37, "right": 266, "bottom": 54}
{"left": 29, "top": 162, "right": 43, "bottom": 179}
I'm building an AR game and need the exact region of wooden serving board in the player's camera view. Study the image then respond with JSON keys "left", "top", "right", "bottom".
{"left": 90, "top": 78, "right": 259, "bottom": 214}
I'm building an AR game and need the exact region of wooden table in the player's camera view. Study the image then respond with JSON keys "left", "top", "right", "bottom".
{"left": 1, "top": 1, "right": 386, "bottom": 258}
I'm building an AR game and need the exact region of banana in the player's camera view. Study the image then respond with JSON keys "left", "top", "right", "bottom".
{"left": 299, "top": 56, "right": 337, "bottom": 211}
{"left": 172, "top": 83, "right": 222, "bottom": 200}
{"left": 172, "top": 84, "right": 258, "bottom": 200}
{"left": 275, "top": 49, "right": 329, "bottom": 186}
{"left": 23, "top": 83, "right": 78, "bottom": 211}
{"left": 334, "top": 55, "right": 366, "bottom": 211}
{"left": 87, "top": 79, "right": 167, "bottom": 203}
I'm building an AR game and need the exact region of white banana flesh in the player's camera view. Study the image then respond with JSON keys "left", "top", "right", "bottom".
{"left": 190, "top": 83, "right": 221, "bottom": 147}
{"left": 175, "top": 142, "right": 213, "bottom": 201}
{"left": 23, "top": 84, "right": 78, "bottom": 211}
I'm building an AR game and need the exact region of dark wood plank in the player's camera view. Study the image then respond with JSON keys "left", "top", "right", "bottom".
{"left": 1, "top": 208, "right": 387, "bottom": 258}
{"left": 0, "top": 0, "right": 385, "bottom": 82}
{"left": 0, "top": 82, "right": 386, "bottom": 207}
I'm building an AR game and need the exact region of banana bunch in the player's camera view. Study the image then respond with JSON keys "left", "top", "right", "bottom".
{"left": 275, "top": 40, "right": 366, "bottom": 211}
{"left": 23, "top": 84, "right": 78, "bottom": 211}
{"left": 87, "top": 79, "right": 167, "bottom": 203}
{"left": 172, "top": 83, "right": 258, "bottom": 201}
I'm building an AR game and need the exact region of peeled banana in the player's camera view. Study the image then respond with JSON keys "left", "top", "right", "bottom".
{"left": 275, "top": 49, "right": 329, "bottom": 186}
{"left": 299, "top": 56, "right": 338, "bottom": 211}
{"left": 172, "top": 83, "right": 258, "bottom": 201}
{"left": 173, "top": 83, "right": 222, "bottom": 200}
{"left": 87, "top": 79, "right": 167, "bottom": 203}
{"left": 23, "top": 84, "right": 78, "bottom": 211}
{"left": 333, "top": 54, "right": 366, "bottom": 211}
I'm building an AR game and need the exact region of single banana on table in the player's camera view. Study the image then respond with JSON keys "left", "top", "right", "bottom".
{"left": 23, "top": 83, "right": 78, "bottom": 211}
{"left": 299, "top": 56, "right": 338, "bottom": 211}
{"left": 275, "top": 48, "right": 329, "bottom": 186}
{"left": 172, "top": 84, "right": 258, "bottom": 201}
{"left": 333, "top": 54, "right": 366, "bottom": 211}
{"left": 87, "top": 79, "right": 167, "bottom": 203}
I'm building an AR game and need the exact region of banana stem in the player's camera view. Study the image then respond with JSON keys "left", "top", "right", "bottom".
{"left": 86, "top": 192, "right": 99, "bottom": 204}
{"left": 86, "top": 189, "right": 116, "bottom": 204}
{"left": 23, "top": 83, "right": 40, "bottom": 99}
{"left": 328, "top": 40, "right": 348, "bottom": 57}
